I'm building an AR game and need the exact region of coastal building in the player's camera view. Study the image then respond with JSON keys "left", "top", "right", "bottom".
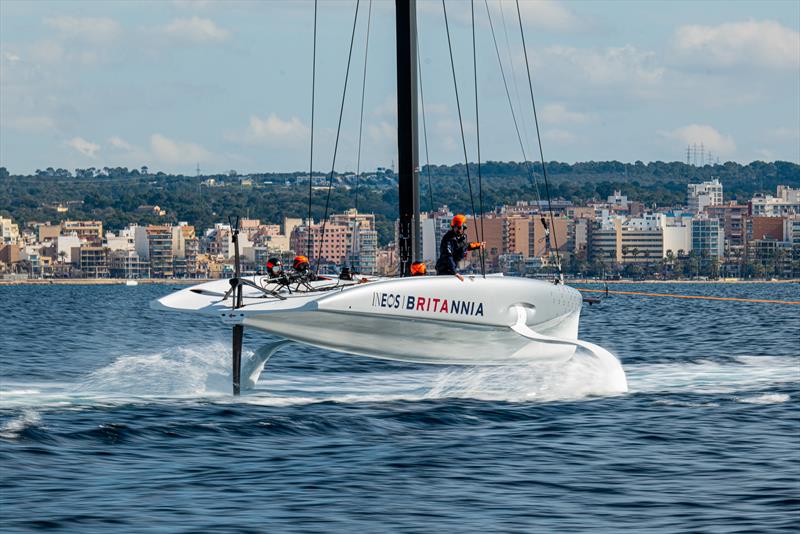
{"left": 705, "top": 203, "right": 747, "bottom": 248}
{"left": 750, "top": 186, "right": 800, "bottom": 216}
{"left": 36, "top": 222, "right": 61, "bottom": 242}
{"left": 291, "top": 210, "right": 378, "bottom": 274}
{"left": 147, "top": 225, "right": 174, "bottom": 278}
{"left": 109, "top": 250, "right": 149, "bottom": 279}
{"left": 0, "top": 216, "right": 20, "bottom": 244}
{"left": 61, "top": 220, "right": 103, "bottom": 242}
{"left": 78, "top": 246, "right": 110, "bottom": 278}
{"left": 691, "top": 216, "right": 724, "bottom": 259}
{"left": 57, "top": 234, "right": 82, "bottom": 264}
{"left": 688, "top": 178, "right": 723, "bottom": 213}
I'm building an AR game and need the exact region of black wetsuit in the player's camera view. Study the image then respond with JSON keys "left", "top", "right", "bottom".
{"left": 435, "top": 229, "right": 471, "bottom": 275}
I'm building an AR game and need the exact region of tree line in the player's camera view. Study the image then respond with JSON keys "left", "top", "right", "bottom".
{"left": 1, "top": 160, "right": 798, "bottom": 246}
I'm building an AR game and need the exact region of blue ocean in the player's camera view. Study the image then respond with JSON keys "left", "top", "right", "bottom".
{"left": 1, "top": 282, "right": 798, "bottom": 533}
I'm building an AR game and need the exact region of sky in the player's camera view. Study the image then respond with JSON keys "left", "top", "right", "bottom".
{"left": 1, "top": 0, "right": 798, "bottom": 175}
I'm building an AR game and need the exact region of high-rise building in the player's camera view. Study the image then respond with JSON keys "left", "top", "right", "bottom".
{"left": 78, "top": 246, "right": 110, "bottom": 277}
{"left": 688, "top": 178, "right": 723, "bottom": 213}
{"left": 291, "top": 210, "right": 378, "bottom": 274}
{"left": 691, "top": 216, "right": 724, "bottom": 259}
{"left": 750, "top": 186, "right": 800, "bottom": 216}
{"left": 0, "top": 216, "right": 20, "bottom": 244}
{"left": 147, "top": 225, "right": 174, "bottom": 278}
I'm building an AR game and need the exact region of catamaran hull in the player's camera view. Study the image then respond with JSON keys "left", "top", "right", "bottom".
{"left": 242, "top": 309, "right": 579, "bottom": 365}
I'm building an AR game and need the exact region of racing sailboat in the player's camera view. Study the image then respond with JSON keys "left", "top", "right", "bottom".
{"left": 153, "top": 0, "right": 628, "bottom": 395}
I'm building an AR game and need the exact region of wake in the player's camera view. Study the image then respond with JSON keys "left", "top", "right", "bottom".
{"left": 0, "top": 344, "right": 796, "bottom": 409}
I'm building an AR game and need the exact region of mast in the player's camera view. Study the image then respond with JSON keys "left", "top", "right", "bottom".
{"left": 395, "top": 0, "right": 420, "bottom": 276}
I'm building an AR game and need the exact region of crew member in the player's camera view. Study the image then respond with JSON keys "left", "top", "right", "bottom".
{"left": 265, "top": 257, "right": 291, "bottom": 286}
{"left": 266, "top": 257, "right": 283, "bottom": 278}
{"left": 410, "top": 261, "right": 427, "bottom": 276}
{"left": 435, "top": 214, "right": 484, "bottom": 281}
{"left": 292, "top": 255, "right": 317, "bottom": 282}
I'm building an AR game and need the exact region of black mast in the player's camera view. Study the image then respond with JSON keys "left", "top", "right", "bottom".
{"left": 395, "top": 0, "right": 420, "bottom": 276}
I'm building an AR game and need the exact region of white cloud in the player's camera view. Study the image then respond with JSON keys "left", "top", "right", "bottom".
{"left": 516, "top": 0, "right": 580, "bottom": 32}
{"left": 766, "top": 127, "right": 800, "bottom": 141}
{"left": 150, "top": 134, "right": 210, "bottom": 164}
{"left": 228, "top": 113, "right": 309, "bottom": 146}
{"left": 542, "top": 129, "right": 575, "bottom": 143}
{"left": 539, "top": 104, "right": 589, "bottom": 124}
{"left": 429, "top": 0, "right": 579, "bottom": 32}
{"left": 28, "top": 41, "right": 64, "bottom": 64}
{"left": 661, "top": 124, "right": 736, "bottom": 156}
{"left": 108, "top": 136, "right": 134, "bottom": 151}
{"left": 6, "top": 116, "right": 56, "bottom": 133}
{"left": 672, "top": 20, "right": 799, "bottom": 70}
{"left": 66, "top": 137, "right": 101, "bottom": 158}
{"left": 4, "top": 52, "right": 21, "bottom": 63}
{"left": 542, "top": 45, "right": 664, "bottom": 88}
{"left": 367, "top": 121, "right": 397, "bottom": 145}
{"left": 43, "top": 16, "right": 121, "bottom": 43}
{"left": 162, "top": 17, "right": 230, "bottom": 43}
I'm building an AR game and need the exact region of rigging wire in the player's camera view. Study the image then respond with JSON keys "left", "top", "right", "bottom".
{"left": 306, "top": 0, "right": 318, "bottom": 259}
{"left": 498, "top": 0, "right": 531, "bottom": 155}
{"left": 350, "top": 0, "right": 372, "bottom": 271}
{"left": 418, "top": 50, "right": 435, "bottom": 214}
{"left": 514, "top": 0, "right": 562, "bottom": 275}
{"left": 354, "top": 0, "right": 372, "bottom": 212}
{"left": 315, "top": 0, "right": 361, "bottom": 273}
{"left": 471, "top": 0, "right": 486, "bottom": 278}
{"left": 484, "top": 0, "right": 543, "bottom": 207}
{"left": 441, "top": 0, "right": 484, "bottom": 277}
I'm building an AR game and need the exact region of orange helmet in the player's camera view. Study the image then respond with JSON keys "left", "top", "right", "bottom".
{"left": 451, "top": 214, "right": 467, "bottom": 228}
{"left": 293, "top": 255, "right": 310, "bottom": 271}
{"left": 410, "top": 261, "right": 427, "bottom": 276}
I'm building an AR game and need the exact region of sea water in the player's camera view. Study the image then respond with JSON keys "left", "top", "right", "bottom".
{"left": 1, "top": 283, "right": 798, "bottom": 533}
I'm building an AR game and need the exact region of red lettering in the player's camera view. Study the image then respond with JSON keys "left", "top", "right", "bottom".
{"left": 432, "top": 298, "right": 440, "bottom": 312}
{"left": 416, "top": 297, "right": 426, "bottom": 311}
{"left": 440, "top": 299, "right": 448, "bottom": 313}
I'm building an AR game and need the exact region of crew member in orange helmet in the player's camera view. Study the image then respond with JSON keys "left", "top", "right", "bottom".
{"left": 410, "top": 261, "right": 427, "bottom": 276}
{"left": 291, "top": 255, "right": 317, "bottom": 282}
{"left": 435, "top": 214, "right": 484, "bottom": 281}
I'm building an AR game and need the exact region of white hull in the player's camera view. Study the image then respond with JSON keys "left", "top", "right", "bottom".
{"left": 153, "top": 274, "right": 627, "bottom": 392}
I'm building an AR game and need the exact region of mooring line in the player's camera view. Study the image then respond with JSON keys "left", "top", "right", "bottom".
{"left": 575, "top": 288, "right": 800, "bottom": 306}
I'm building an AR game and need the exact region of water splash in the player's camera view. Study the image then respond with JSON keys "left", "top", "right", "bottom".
{"left": 76, "top": 342, "right": 235, "bottom": 397}
{"left": 0, "top": 410, "right": 41, "bottom": 439}
{"left": 1, "top": 345, "right": 796, "bottom": 409}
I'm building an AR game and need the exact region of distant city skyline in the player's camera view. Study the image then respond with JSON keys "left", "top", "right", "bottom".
{"left": 1, "top": 0, "right": 798, "bottom": 175}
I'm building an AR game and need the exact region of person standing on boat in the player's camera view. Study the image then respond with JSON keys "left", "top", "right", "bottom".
{"left": 435, "top": 214, "right": 484, "bottom": 281}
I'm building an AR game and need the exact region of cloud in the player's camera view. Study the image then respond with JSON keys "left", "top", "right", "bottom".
{"left": 661, "top": 124, "right": 736, "bottom": 156}
{"left": 367, "top": 121, "right": 397, "bottom": 145}
{"left": 28, "top": 41, "right": 65, "bottom": 64}
{"left": 4, "top": 52, "right": 21, "bottom": 63}
{"left": 766, "top": 128, "right": 800, "bottom": 145}
{"left": 542, "top": 129, "right": 575, "bottom": 143}
{"left": 108, "top": 136, "right": 134, "bottom": 151}
{"left": 162, "top": 17, "right": 230, "bottom": 43}
{"left": 672, "top": 20, "right": 799, "bottom": 70}
{"left": 6, "top": 116, "right": 56, "bottom": 133}
{"left": 228, "top": 113, "right": 309, "bottom": 146}
{"left": 43, "top": 16, "right": 121, "bottom": 43}
{"left": 150, "top": 133, "right": 210, "bottom": 164}
{"left": 539, "top": 104, "right": 589, "bottom": 124}
{"left": 542, "top": 45, "right": 664, "bottom": 89}
{"left": 515, "top": 0, "right": 580, "bottom": 32}
{"left": 429, "top": 0, "right": 579, "bottom": 32}
{"left": 66, "top": 137, "right": 100, "bottom": 158}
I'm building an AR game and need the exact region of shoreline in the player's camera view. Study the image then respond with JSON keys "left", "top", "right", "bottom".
{"left": 0, "top": 278, "right": 206, "bottom": 286}
{"left": 1, "top": 277, "right": 797, "bottom": 286}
